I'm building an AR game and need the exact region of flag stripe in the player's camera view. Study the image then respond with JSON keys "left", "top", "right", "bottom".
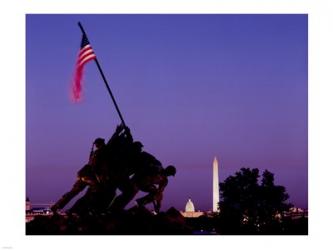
{"left": 79, "top": 44, "right": 94, "bottom": 57}
{"left": 72, "top": 34, "right": 96, "bottom": 102}
{"left": 78, "top": 54, "right": 96, "bottom": 67}
{"left": 77, "top": 50, "right": 95, "bottom": 65}
{"left": 78, "top": 49, "right": 94, "bottom": 61}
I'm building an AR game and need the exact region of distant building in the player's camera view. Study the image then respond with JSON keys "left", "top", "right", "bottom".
{"left": 25, "top": 200, "right": 58, "bottom": 223}
{"left": 284, "top": 207, "right": 308, "bottom": 220}
{"left": 26, "top": 197, "right": 31, "bottom": 211}
{"left": 181, "top": 198, "right": 204, "bottom": 218}
{"left": 185, "top": 198, "right": 195, "bottom": 212}
{"left": 289, "top": 207, "right": 304, "bottom": 213}
{"left": 181, "top": 157, "right": 221, "bottom": 217}
{"left": 212, "top": 157, "right": 220, "bottom": 212}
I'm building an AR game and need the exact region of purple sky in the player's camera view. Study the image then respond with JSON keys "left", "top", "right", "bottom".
{"left": 26, "top": 14, "right": 308, "bottom": 211}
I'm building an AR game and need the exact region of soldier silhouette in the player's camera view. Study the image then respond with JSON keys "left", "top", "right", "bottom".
{"left": 71, "top": 125, "right": 137, "bottom": 215}
{"left": 52, "top": 125, "right": 176, "bottom": 215}
{"left": 89, "top": 138, "right": 106, "bottom": 166}
{"left": 108, "top": 146, "right": 175, "bottom": 213}
{"left": 70, "top": 125, "right": 139, "bottom": 214}
{"left": 103, "top": 125, "right": 141, "bottom": 211}
{"left": 51, "top": 164, "right": 98, "bottom": 213}
{"left": 51, "top": 138, "right": 106, "bottom": 214}
{"left": 134, "top": 165, "right": 176, "bottom": 213}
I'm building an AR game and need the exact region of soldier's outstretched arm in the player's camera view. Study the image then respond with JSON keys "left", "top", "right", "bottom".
{"left": 116, "top": 124, "right": 124, "bottom": 133}
{"left": 107, "top": 124, "right": 123, "bottom": 145}
{"left": 124, "top": 126, "right": 133, "bottom": 141}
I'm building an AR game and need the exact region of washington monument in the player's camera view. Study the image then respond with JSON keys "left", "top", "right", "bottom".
{"left": 213, "top": 156, "right": 219, "bottom": 212}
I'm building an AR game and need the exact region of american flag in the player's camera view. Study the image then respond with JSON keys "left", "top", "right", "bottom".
{"left": 72, "top": 34, "right": 96, "bottom": 101}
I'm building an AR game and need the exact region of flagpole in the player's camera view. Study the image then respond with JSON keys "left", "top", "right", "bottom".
{"left": 78, "top": 22, "right": 126, "bottom": 127}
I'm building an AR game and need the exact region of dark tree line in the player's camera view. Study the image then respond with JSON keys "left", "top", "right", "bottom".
{"left": 217, "top": 168, "right": 299, "bottom": 234}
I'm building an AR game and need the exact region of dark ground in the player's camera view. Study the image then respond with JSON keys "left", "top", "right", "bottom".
{"left": 26, "top": 207, "right": 193, "bottom": 235}
{"left": 26, "top": 207, "right": 308, "bottom": 235}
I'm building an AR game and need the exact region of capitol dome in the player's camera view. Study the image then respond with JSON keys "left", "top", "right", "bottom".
{"left": 185, "top": 198, "right": 195, "bottom": 212}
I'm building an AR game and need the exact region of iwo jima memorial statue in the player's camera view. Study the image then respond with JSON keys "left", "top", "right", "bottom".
{"left": 26, "top": 23, "right": 188, "bottom": 235}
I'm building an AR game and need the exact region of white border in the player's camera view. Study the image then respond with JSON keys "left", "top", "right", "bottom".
{"left": 1, "top": 0, "right": 332, "bottom": 249}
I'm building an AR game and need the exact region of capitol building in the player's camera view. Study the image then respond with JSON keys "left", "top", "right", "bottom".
{"left": 180, "top": 198, "right": 204, "bottom": 218}
{"left": 181, "top": 157, "right": 220, "bottom": 218}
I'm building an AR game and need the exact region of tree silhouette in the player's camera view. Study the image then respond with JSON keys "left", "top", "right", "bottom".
{"left": 218, "top": 168, "right": 292, "bottom": 234}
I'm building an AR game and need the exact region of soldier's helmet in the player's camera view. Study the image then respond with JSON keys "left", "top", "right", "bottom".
{"left": 94, "top": 138, "right": 105, "bottom": 145}
{"left": 165, "top": 165, "right": 176, "bottom": 176}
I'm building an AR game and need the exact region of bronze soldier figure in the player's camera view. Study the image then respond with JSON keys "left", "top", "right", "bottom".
{"left": 51, "top": 138, "right": 106, "bottom": 213}
{"left": 134, "top": 165, "right": 176, "bottom": 213}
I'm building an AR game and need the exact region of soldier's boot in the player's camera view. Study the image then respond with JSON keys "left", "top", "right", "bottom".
{"left": 153, "top": 200, "right": 161, "bottom": 213}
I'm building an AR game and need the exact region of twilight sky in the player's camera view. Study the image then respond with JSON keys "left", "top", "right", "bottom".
{"left": 26, "top": 14, "right": 308, "bottom": 211}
